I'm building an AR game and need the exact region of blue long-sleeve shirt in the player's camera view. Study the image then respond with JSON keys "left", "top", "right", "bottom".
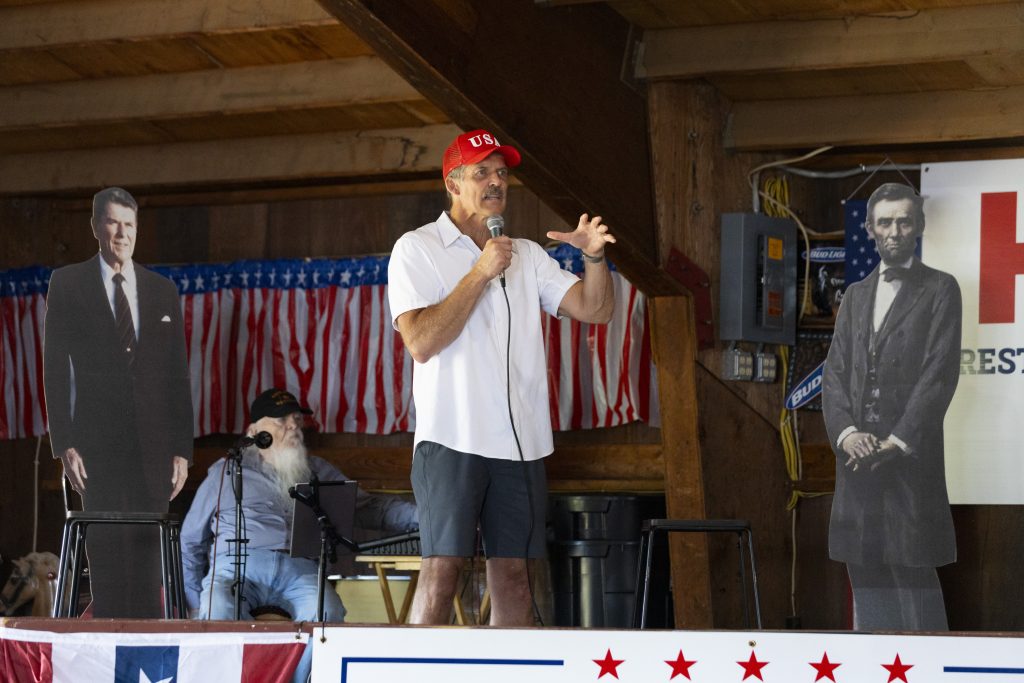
{"left": 180, "top": 449, "right": 418, "bottom": 610}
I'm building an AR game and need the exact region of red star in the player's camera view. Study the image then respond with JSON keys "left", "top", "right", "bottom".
{"left": 665, "top": 650, "right": 697, "bottom": 680}
{"left": 593, "top": 649, "right": 625, "bottom": 679}
{"left": 737, "top": 650, "right": 769, "bottom": 681}
{"left": 809, "top": 652, "right": 841, "bottom": 681}
{"left": 882, "top": 654, "right": 913, "bottom": 682}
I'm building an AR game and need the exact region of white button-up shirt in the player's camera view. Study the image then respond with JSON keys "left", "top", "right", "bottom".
{"left": 388, "top": 212, "right": 579, "bottom": 461}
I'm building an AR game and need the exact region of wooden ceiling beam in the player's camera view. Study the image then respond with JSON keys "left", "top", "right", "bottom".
{"left": 315, "top": 0, "right": 682, "bottom": 296}
{"left": 727, "top": 85, "right": 1024, "bottom": 150}
{"left": 0, "top": 57, "right": 420, "bottom": 129}
{"left": 638, "top": 2, "right": 1024, "bottom": 80}
{"left": 0, "top": 124, "right": 459, "bottom": 194}
{"left": 0, "top": 0, "right": 336, "bottom": 50}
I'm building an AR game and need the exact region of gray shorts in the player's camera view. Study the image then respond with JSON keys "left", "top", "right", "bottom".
{"left": 411, "top": 441, "right": 547, "bottom": 559}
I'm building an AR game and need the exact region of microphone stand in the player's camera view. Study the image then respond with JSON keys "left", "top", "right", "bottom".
{"left": 289, "top": 476, "right": 360, "bottom": 622}
{"left": 226, "top": 441, "right": 248, "bottom": 621}
{"left": 223, "top": 431, "right": 270, "bottom": 621}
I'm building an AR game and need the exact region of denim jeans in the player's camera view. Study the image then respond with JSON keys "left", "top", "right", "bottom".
{"left": 199, "top": 549, "right": 346, "bottom": 683}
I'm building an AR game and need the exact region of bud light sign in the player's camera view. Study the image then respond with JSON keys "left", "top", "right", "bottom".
{"left": 786, "top": 361, "right": 824, "bottom": 410}
{"left": 804, "top": 246, "right": 845, "bottom": 263}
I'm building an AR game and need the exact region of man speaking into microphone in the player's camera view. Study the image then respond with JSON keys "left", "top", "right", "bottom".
{"left": 387, "top": 129, "right": 616, "bottom": 625}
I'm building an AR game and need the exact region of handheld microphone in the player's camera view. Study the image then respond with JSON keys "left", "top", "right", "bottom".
{"left": 485, "top": 214, "right": 506, "bottom": 288}
{"left": 238, "top": 431, "right": 273, "bottom": 449}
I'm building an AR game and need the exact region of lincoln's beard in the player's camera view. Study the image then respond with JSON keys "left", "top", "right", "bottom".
{"left": 262, "top": 439, "right": 312, "bottom": 505}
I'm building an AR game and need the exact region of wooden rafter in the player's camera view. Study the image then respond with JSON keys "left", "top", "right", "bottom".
{"left": 638, "top": 3, "right": 1024, "bottom": 81}
{"left": 0, "top": 0, "right": 336, "bottom": 50}
{"left": 0, "top": 124, "right": 459, "bottom": 194}
{"left": 727, "top": 84, "right": 1024, "bottom": 150}
{"left": 1, "top": 57, "right": 421, "bottom": 129}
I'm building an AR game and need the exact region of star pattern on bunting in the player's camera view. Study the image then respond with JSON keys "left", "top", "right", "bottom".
{"left": 738, "top": 650, "right": 769, "bottom": 681}
{"left": 665, "top": 650, "right": 697, "bottom": 680}
{"left": 139, "top": 672, "right": 173, "bottom": 683}
{"left": 809, "top": 652, "right": 841, "bottom": 681}
{"left": 882, "top": 653, "right": 913, "bottom": 682}
{"left": 593, "top": 649, "right": 625, "bottom": 679}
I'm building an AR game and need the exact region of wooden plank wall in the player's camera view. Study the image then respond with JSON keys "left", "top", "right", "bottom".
{"left": 0, "top": 184, "right": 663, "bottom": 581}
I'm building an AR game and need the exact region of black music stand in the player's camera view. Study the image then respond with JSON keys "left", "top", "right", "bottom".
{"left": 288, "top": 478, "right": 360, "bottom": 622}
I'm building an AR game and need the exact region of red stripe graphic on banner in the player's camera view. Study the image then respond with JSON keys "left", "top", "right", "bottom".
{"left": 209, "top": 294, "right": 223, "bottom": 431}
{"left": 374, "top": 287, "right": 387, "bottom": 432}
{"left": 240, "top": 642, "right": 305, "bottom": 683}
{"left": 0, "top": 637, "right": 53, "bottom": 683}
{"left": 319, "top": 286, "right": 338, "bottom": 433}
{"left": 335, "top": 290, "right": 352, "bottom": 432}
{"left": 270, "top": 289, "right": 286, "bottom": 391}
{"left": 34, "top": 296, "right": 47, "bottom": 433}
{"left": 570, "top": 320, "right": 583, "bottom": 430}
{"left": 354, "top": 286, "right": 372, "bottom": 433}
{"left": 616, "top": 286, "right": 638, "bottom": 424}
{"left": 241, "top": 289, "right": 258, "bottom": 422}
{"left": 979, "top": 191, "right": 1023, "bottom": 324}
{"left": 391, "top": 309, "right": 406, "bottom": 432}
{"left": 200, "top": 294, "right": 216, "bottom": 433}
{"left": 18, "top": 297, "right": 32, "bottom": 434}
{"left": 224, "top": 289, "right": 241, "bottom": 433}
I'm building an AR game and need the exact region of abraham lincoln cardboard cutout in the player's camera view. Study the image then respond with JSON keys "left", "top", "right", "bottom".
{"left": 822, "top": 182, "right": 961, "bottom": 631}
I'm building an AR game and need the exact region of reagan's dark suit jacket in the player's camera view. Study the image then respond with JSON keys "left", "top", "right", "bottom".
{"left": 43, "top": 255, "right": 193, "bottom": 505}
{"left": 823, "top": 260, "right": 961, "bottom": 567}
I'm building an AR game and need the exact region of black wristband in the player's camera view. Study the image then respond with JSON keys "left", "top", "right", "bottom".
{"left": 582, "top": 251, "right": 605, "bottom": 264}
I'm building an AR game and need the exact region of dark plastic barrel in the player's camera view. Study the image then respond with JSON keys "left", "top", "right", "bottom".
{"left": 548, "top": 493, "right": 666, "bottom": 628}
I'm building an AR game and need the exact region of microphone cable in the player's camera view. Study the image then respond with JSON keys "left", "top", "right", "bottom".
{"left": 499, "top": 278, "right": 545, "bottom": 627}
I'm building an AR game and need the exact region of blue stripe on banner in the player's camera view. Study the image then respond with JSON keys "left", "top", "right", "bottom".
{"left": 341, "top": 657, "right": 565, "bottom": 682}
{"left": 944, "top": 666, "right": 1024, "bottom": 674}
{"left": 0, "top": 245, "right": 606, "bottom": 297}
{"left": 0, "top": 266, "right": 51, "bottom": 296}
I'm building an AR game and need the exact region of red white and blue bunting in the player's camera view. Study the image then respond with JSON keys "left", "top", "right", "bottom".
{"left": 0, "top": 246, "right": 658, "bottom": 440}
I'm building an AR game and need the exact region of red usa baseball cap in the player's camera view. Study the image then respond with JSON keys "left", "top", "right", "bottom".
{"left": 442, "top": 129, "right": 521, "bottom": 178}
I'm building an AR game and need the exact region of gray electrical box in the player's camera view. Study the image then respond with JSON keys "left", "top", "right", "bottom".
{"left": 719, "top": 213, "right": 797, "bottom": 345}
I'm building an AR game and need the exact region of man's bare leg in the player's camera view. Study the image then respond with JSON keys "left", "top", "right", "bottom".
{"left": 486, "top": 557, "right": 533, "bottom": 626}
{"left": 410, "top": 556, "right": 463, "bottom": 624}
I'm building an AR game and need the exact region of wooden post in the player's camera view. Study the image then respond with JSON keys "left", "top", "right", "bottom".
{"left": 649, "top": 294, "right": 711, "bottom": 628}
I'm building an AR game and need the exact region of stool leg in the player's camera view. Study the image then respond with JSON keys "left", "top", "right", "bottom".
{"left": 746, "top": 530, "right": 762, "bottom": 629}
{"left": 53, "top": 520, "right": 74, "bottom": 617}
{"left": 634, "top": 529, "right": 656, "bottom": 629}
{"left": 170, "top": 524, "right": 187, "bottom": 619}
{"left": 159, "top": 523, "right": 172, "bottom": 619}
{"left": 631, "top": 530, "right": 648, "bottom": 628}
{"left": 67, "top": 522, "right": 85, "bottom": 618}
{"left": 736, "top": 531, "right": 751, "bottom": 629}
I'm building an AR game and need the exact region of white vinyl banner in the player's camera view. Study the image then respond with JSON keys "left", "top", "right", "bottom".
{"left": 312, "top": 626, "right": 1024, "bottom": 682}
{"left": 921, "top": 159, "right": 1024, "bottom": 504}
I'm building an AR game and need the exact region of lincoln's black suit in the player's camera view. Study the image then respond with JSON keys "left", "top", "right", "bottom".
{"left": 44, "top": 254, "right": 193, "bottom": 617}
{"left": 823, "top": 259, "right": 961, "bottom": 629}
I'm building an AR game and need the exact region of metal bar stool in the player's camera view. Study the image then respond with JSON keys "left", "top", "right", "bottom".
{"left": 632, "top": 518, "right": 762, "bottom": 629}
{"left": 52, "top": 510, "right": 188, "bottom": 618}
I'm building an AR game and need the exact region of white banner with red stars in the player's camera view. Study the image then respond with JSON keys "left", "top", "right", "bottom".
{"left": 313, "top": 626, "right": 1024, "bottom": 682}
